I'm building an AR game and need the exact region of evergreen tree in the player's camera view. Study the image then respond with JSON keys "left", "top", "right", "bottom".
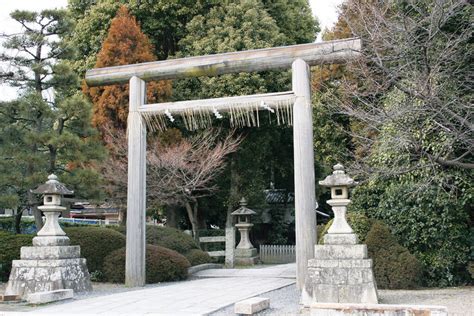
{"left": 0, "top": 9, "right": 106, "bottom": 232}
{"left": 83, "top": 6, "right": 172, "bottom": 131}
{"left": 66, "top": 0, "right": 318, "bottom": 73}
{"left": 176, "top": 0, "right": 318, "bottom": 228}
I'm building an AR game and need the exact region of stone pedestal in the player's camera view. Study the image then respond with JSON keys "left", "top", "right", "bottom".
{"left": 5, "top": 244, "right": 92, "bottom": 298}
{"left": 303, "top": 233, "right": 378, "bottom": 306}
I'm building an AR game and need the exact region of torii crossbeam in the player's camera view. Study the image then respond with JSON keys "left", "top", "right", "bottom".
{"left": 85, "top": 38, "right": 361, "bottom": 289}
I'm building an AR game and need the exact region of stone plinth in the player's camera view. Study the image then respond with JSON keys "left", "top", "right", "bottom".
{"left": 235, "top": 248, "right": 258, "bottom": 265}
{"left": 5, "top": 249, "right": 92, "bottom": 298}
{"left": 303, "top": 233, "right": 378, "bottom": 306}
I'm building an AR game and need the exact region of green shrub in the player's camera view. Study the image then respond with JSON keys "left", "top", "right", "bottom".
{"left": 103, "top": 244, "right": 190, "bottom": 283}
{"left": 64, "top": 227, "right": 125, "bottom": 279}
{"left": 114, "top": 225, "right": 200, "bottom": 255}
{"left": 185, "top": 249, "right": 212, "bottom": 266}
{"left": 351, "top": 181, "right": 471, "bottom": 286}
{"left": 318, "top": 212, "right": 372, "bottom": 244}
{"left": 0, "top": 231, "right": 33, "bottom": 281}
{"left": 365, "top": 221, "right": 422, "bottom": 289}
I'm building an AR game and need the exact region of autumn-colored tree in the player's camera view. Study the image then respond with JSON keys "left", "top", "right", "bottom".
{"left": 84, "top": 6, "right": 171, "bottom": 131}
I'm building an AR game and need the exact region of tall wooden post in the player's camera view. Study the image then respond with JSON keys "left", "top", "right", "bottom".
{"left": 292, "top": 59, "right": 317, "bottom": 289}
{"left": 126, "top": 76, "right": 147, "bottom": 287}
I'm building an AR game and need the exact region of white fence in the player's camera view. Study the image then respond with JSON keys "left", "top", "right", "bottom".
{"left": 259, "top": 245, "right": 296, "bottom": 264}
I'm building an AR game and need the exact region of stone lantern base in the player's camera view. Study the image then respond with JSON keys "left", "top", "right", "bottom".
{"left": 5, "top": 245, "right": 92, "bottom": 298}
{"left": 302, "top": 233, "right": 378, "bottom": 306}
{"left": 234, "top": 248, "right": 258, "bottom": 265}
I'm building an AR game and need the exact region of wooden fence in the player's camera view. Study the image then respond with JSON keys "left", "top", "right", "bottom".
{"left": 259, "top": 245, "right": 296, "bottom": 264}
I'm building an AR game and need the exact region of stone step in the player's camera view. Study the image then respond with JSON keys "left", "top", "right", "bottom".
{"left": 234, "top": 297, "right": 270, "bottom": 315}
{"left": 314, "top": 244, "right": 367, "bottom": 260}
{"left": 27, "top": 289, "right": 73, "bottom": 304}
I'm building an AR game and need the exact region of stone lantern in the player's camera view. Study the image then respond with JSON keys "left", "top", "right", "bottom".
{"left": 5, "top": 174, "right": 92, "bottom": 299}
{"left": 231, "top": 198, "right": 258, "bottom": 265}
{"left": 31, "top": 174, "right": 73, "bottom": 246}
{"left": 319, "top": 163, "right": 358, "bottom": 243}
{"left": 302, "top": 164, "right": 378, "bottom": 306}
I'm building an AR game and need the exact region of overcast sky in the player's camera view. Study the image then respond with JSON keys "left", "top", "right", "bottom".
{"left": 0, "top": 0, "right": 343, "bottom": 101}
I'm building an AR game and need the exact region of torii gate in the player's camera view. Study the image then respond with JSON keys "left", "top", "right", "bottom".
{"left": 85, "top": 38, "right": 361, "bottom": 289}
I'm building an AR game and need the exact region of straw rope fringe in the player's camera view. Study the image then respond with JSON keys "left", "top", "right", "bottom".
{"left": 141, "top": 97, "right": 295, "bottom": 132}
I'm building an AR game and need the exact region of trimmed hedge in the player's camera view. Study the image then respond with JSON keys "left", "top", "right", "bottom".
{"left": 103, "top": 244, "right": 190, "bottom": 283}
{"left": 0, "top": 231, "right": 33, "bottom": 281}
{"left": 64, "top": 227, "right": 125, "bottom": 279}
{"left": 114, "top": 225, "right": 200, "bottom": 255}
{"left": 365, "top": 221, "right": 422, "bottom": 289}
{"left": 185, "top": 249, "right": 212, "bottom": 266}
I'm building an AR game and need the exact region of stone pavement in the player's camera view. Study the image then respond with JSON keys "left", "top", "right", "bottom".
{"left": 1, "top": 264, "right": 296, "bottom": 316}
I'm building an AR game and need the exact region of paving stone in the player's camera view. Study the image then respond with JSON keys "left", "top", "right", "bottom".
{"left": 36, "top": 270, "right": 296, "bottom": 315}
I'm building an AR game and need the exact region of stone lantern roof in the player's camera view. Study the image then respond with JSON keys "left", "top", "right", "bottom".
{"left": 31, "top": 174, "right": 74, "bottom": 195}
{"left": 319, "top": 164, "right": 358, "bottom": 188}
{"left": 231, "top": 198, "right": 256, "bottom": 216}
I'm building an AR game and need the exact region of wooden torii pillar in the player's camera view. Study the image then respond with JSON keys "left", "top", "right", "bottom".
{"left": 85, "top": 38, "right": 361, "bottom": 289}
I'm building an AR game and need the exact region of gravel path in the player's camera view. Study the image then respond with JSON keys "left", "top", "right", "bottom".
{"left": 211, "top": 284, "right": 474, "bottom": 316}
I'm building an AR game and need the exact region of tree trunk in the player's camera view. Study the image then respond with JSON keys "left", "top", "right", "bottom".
{"left": 185, "top": 201, "right": 199, "bottom": 242}
{"left": 165, "top": 205, "right": 178, "bottom": 228}
{"left": 28, "top": 191, "right": 43, "bottom": 232}
{"left": 14, "top": 208, "right": 23, "bottom": 234}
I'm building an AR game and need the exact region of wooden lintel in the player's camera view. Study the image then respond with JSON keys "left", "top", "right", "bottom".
{"left": 139, "top": 91, "right": 295, "bottom": 114}
{"left": 85, "top": 38, "right": 361, "bottom": 86}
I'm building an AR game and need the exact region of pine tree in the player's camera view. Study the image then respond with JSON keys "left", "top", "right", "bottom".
{"left": 84, "top": 6, "right": 171, "bottom": 131}
{"left": 0, "top": 9, "right": 106, "bottom": 232}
